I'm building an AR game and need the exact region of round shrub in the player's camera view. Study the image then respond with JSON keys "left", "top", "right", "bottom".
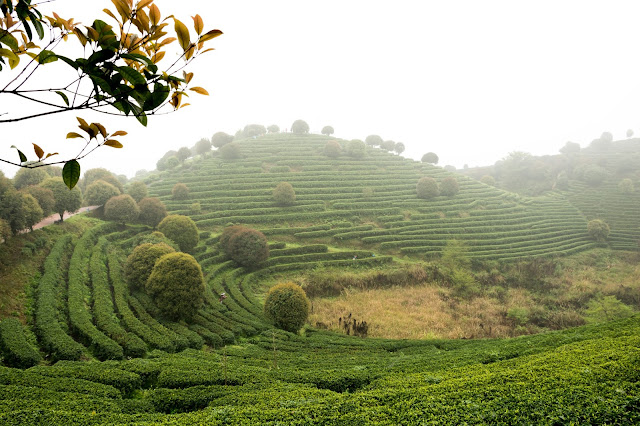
{"left": 273, "top": 182, "right": 296, "bottom": 206}
{"left": 347, "top": 139, "right": 366, "bottom": 159}
{"left": 158, "top": 214, "right": 199, "bottom": 252}
{"left": 480, "top": 175, "right": 496, "bottom": 186}
{"left": 291, "top": 119, "right": 309, "bottom": 134}
{"left": 146, "top": 252, "right": 205, "bottom": 321}
{"left": 211, "top": 131, "right": 234, "bottom": 148}
{"left": 422, "top": 152, "right": 439, "bottom": 164}
{"left": 324, "top": 140, "right": 342, "bottom": 158}
{"left": 219, "top": 142, "right": 241, "bottom": 160}
{"left": 581, "top": 165, "right": 607, "bottom": 186}
{"left": 416, "top": 177, "right": 439, "bottom": 199}
{"left": 124, "top": 243, "right": 176, "bottom": 290}
{"left": 588, "top": 219, "right": 610, "bottom": 243}
{"left": 321, "top": 125, "right": 334, "bottom": 136}
{"left": 126, "top": 181, "right": 148, "bottom": 202}
{"left": 618, "top": 178, "right": 634, "bottom": 194}
{"left": 219, "top": 225, "right": 248, "bottom": 252}
{"left": 380, "top": 140, "right": 396, "bottom": 151}
{"left": 172, "top": 183, "right": 190, "bottom": 200}
{"left": 264, "top": 282, "right": 310, "bottom": 333}
{"left": 138, "top": 197, "right": 167, "bottom": 228}
{"left": 440, "top": 177, "right": 459, "bottom": 196}
{"left": 365, "top": 135, "right": 383, "bottom": 147}
{"left": 226, "top": 228, "right": 269, "bottom": 267}
{"left": 85, "top": 179, "right": 120, "bottom": 206}
{"left": 104, "top": 194, "right": 140, "bottom": 224}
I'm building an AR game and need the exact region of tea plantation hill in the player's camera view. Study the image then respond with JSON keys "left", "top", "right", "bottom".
{"left": 0, "top": 133, "right": 639, "bottom": 423}
{"left": 147, "top": 133, "right": 605, "bottom": 261}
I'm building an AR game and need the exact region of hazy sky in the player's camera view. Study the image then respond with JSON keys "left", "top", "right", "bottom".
{"left": 2, "top": 0, "right": 640, "bottom": 178}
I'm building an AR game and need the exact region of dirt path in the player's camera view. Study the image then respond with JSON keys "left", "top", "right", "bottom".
{"left": 32, "top": 205, "right": 100, "bottom": 230}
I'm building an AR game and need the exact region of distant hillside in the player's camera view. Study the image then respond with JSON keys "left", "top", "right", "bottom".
{"left": 145, "top": 133, "right": 610, "bottom": 261}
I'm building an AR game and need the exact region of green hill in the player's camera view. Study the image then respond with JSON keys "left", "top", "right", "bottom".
{"left": 0, "top": 132, "right": 639, "bottom": 424}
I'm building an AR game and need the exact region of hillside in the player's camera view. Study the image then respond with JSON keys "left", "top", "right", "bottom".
{"left": 0, "top": 132, "right": 639, "bottom": 423}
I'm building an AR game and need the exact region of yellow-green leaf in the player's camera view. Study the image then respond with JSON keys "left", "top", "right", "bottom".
{"left": 111, "top": 0, "right": 131, "bottom": 22}
{"left": 76, "top": 117, "right": 90, "bottom": 133}
{"left": 66, "top": 132, "right": 84, "bottom": 139}
{"left": 44, "top": 152, "right": 59, "bottom": 160}
{"left": 103, "top": 139, "right": 123, "bottom": 148}
{"left": 94, "top": 122, "right": 107, "bottom": 138}
{"left": 189, "top": 86, "right": 209, "bottom": 95}
{"left": 33, "top": 143, "right": 44, "bottom": 160}
{"left": 192, "top": 14, "right": 203, "bottom": 35}
{"left": 73, "top": 28, "right": 87, "bottom": 46}
{"left": 137, "top": 0, "right": 154, "bottom": 10}
{"left": 149, "top": 3, "right": 161, "bottom": 26}
{"left": 199, "top": 29, "right": 222, "bottom": 43}
{"left": 174, "top": 18, "right": 190, "bottom": 51}
{"left": 0, "top": 48, "right": 19, "bottom": 69}
{"left": 111, "top": 130, "right": 128, "bottom": 137}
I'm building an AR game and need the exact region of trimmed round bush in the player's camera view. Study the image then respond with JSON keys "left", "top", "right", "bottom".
{"left": 126, "top": 181, "right": 148, "bottom": 202}
{"left": 422, "top": 152, "right": 439, "bottom": 164}
{"left": 219, "top": 143, "right": 241, "bottom": 160}
{"left": 264, "top": 282, "right": 310, "bottom": 333}
{"left": 226, "top": 227, "right": 269, "bottom": 267}
{"left": 273, "top": 182, "right": 296, "bottom": 206}
{"left": 124, "top": 243, "right": 176, "bottom": 290}
{"left": 291, "top": 119, "right": 310, "bottom": 134}
{"left": 85, "top": 179, "right": 120, "bottom": 206}
{"left": 158, "top": 214, "right": 199, "bottom": 252}
{"left": 146, "top": 252, "right": 205, "bottom": 321}
{"left": 347, "top": 139, "right": 366, "bottom": 159}
{"left": 104, "top": 194, "right": 140, "bottom": 224}
{"left": 440, "top": 177, "right": 459, "bottom": 196}
{"left": 324, "top": 140, "right": 342, "bottom": 158}
{"left": 138, "top": 197, "right": 167, "bottom": 228}
{"left": 588, "top": 219, "right": 610, "bottom": 243}
{"left": 219, "top": 225, "right": 247, "bottom": 252}
{"left": 417, "top": 177, "right": 439, "bottom": 199}
{"left": 172, "top": 183, "right": 190, "bottom": 200}
{"left": 365, "top": 135, "right": 383, "bottom": 147}
{"left": 321, "top": 125, "right": 334, "bottom": 136}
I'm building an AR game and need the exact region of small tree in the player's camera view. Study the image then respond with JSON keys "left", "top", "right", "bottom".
{"left": 158, "top": 214, "right": 199, "bottom": 252}
{"left": 394, "top": 142, "right": 405, "bottom": 155}
{"left": 126, "top": 181, "right": 148, "bottom": 203}
{"left": 104, "top": 194, "right": 140, "bottom": 225}
{"left": 240, "top": 124, "right": 266, "bottom": 138}
{"left": 225, "top": 228, "right": 269, "bottom": 267}
{"left": 380, "top": 140, "right": 396, "bottom": 151}
{"left": 584, "top": 295, "right": 634, "bottom": 323}
{"left": 347, "top": 139, "right": 366, "bottom": 159}
{"left": 440, "top": 177, "right": 459, "bottom": 196}
{"left": 267, "top": 125, "right": 280, "bottom": 133}
{"left": 81, "top": 168, "right": 124, "bottom": 194}
{"left": 12, "top": 167, "right": 49, "bottom": 190}
{"left": 588, "top": 219, "right": 610, "bottom": 243}
{"left": 618, "top": 178, "right": 634, "bottom": 194}
{"left": 273, "top": 182, "right": 296, "bottom": 206}
{"left": 324, "top": 140, "right": 342, "bottom": 158}
{"left": 138, "top": 197, "right": 167, "bottom": 228}
{"left": 219, "top": 225, "right": 248, "bottom": 252}
{"left": 177, "top": 147, "right": 192, "bottom": 162}
{"left": 291, "top": 119, "right": 310, "bottom": 134}
{"left": 146, "top": 252, "right": 205, "bottom": 321}
{"left": 422, "top": 152, "right": 439, "bottom": 164}
{"left": 219, "top": 143, "right": 241, "bottom": 160}
{"left": 41, "top": 177, "right": 82, "bottom": 221}
{"left": 263, "top": 282, "right": 310, "bottom": 333}
{"left": 22, "top": 185, "right": 55, "bottom": 216}
{"left": 559, "top": 141, "right": 580, "bottom": 155}
{"left": 365, "top": 135, "right": 383, "bottom": 147}
{"left": 0, "top": 189, "right": 26, "bottom": 234}
{"left": 582, "top": 165, "right": 607, "bottom": 186}
{"left": 211, "top": 131, "right": 234, "bottom": 148}
{"left": 172, "top": 183, "right": 190, "bottom": 200}
{"left": 321, "top": 126, "right": 334, "bottom": 136}
{"left": 416, "top": 177, "right": 439, "bottom": 199}
{"left": 194, "top": 138, "right": 212, "bottom": 156}
{"left": 480, "top": 175, "right": 496, "bottom": 186}
{"left": 124, "top": 243, "right": 176, "bottom": 290}
{"left": 85, "top": 180, "right": 120, "bottom": 206}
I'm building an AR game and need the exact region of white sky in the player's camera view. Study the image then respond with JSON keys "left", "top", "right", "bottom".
{"left": 2, "top": 0, "right": 640, "bottom": 178}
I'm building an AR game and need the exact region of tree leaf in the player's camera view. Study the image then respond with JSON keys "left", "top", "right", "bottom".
{"left": 63, "top": 160, "right": 81, "bottom": 189}
{"left": 66, "top": 132, "right": 84, "bottom": 139}
{"left": 0, "top": 48, "right": 19, "bottom": 69}
{"left": 94, "top": 122, "right": 107, "bottom": 138}
{"left": 36, "top": 49, "right": 58, "bottom": 64}
{"left": 117, "top": 66, "right": 146, "bottom": 86}
{"left": 33, "top": 143, "right": 44, "bottom": 160}
{"left": 103, "top": 139, "right": 123, "bottom": 148}
{"left": 173, "top": 18, "right": 190, "bottom": 51}
{"left": 10, "top": 145, "right": 27, "bottom": 163}
{"left": 111, "top": 130, "right": 128, "bottom": 137}
{"left": 138, "top": 0, "right": 154, "bottom": 10}
{"left": 192, "top": 14, "right": 203, "bottom": 35}
{"left": 44, "top": 152, "right": 58, "bottom": 160}
{"left": 55, "top": 91, "right": 69, "bottom": 106}
{"left": 199, "top": 29, "right": 222, "bottom": 42}
{"left": 76, "top": 117, "right": 90, "bottom": 133}
{"left": 149, "top": 4, "right": 161, "bottom": 26}
{"left": 0, "top": 31, "right": 19, "bottom": 51}
{"left": 189, "top": 86, "right": 209, "bottom": 95}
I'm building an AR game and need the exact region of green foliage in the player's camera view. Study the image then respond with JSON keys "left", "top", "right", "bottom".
{"left": 347, "top": 139, "right": 366, "bottom": 159}
{"left": 12, "top": 167, "right": 48, "bottom": 189}
{"left": 41, "top": 177, "right": 83, "bottom": 221}
{"left": 422, "top": 152, "right": 439, "bottom": 164}
{"left": 85, "top": 179, "right": 120, "bottom": 206}
{"left": 238, "top": 124, "right": 266, "bottom": 139}
{"left": 480, "top": 174, "right": 495, "bottom": 186}
{"left": 267, "top": 124, "right": 280, "bottom": 133}
{"left": 172, "top": 183, "right": 190, "bottom": 200}
{"left": 80, "top": 168, "right": 124, "bottom": 194}
{"left": 22, "top": 185, "right": 55, "bottom": 216}
{"left": 0, "top": 218, "right": 10, "bottom": 241}
{"left": 0, "top": 318, "right": 41, "bottom": 368}
{"left": 146, "top": 252, "right": 205, "bottom": 320}
{"left": 273, "top": 182, "right": 296, "bottom": 206}
{"left": 380, "top": 140, "right": 396, "bottom": 151}
{"left": 584, "top": 295, "right": 634, "bottom": 323}
{"left": 194, "top": 138, "right": 211, "bottom": 156}
{"left": 137, "top": 197, "right": 167, "bottom": 228}
{"left": 222, "top": 226, "right": 269, "bottom": 267}
{"left": 581, "top": 164, "right": 607, "bottom": 186}
{"left": 588, "top": 219, "right": 610, "bottom": 242}
{"left": 20, "top": 192, "right": 42, "bottom": 231}
{"left": 291, "top": 119, "right": 310, "bottom": 134}
{"left": 321, "top": 126, "right": 334, "bottom": 136}
{"left": 219, "top": 143, "right": 241, "bottom": 160}
{"left": 158, "top": 214, "right": 199, "bottom": 252}
{"left": 394, "top": 142, "right": 405, "bottom": 155}
{"left": 439, "top": 176, "right": 459, "bottom": 196}
{"left": 365, "top": 135, "right": 383, "bottom": 147}
{"left": 126, "top": 181, "right": 148, "bottom": 202}
{"left": 416, "top": 176, "right": 439, "bottom": 199}
{"left": 104, "top": 194, "right": 140, "bottom": 224}
{"left": 263, "top": 282, "right": 310, "bottom": 332}
{"left": 618, "top": 178, "right": 634, "bottom": 194}
{"left": 124, "top": 243, "right": 176, "bottom": 291}
{"left": 555, "top": 171, "right": 569, "bottom": 190}
{"left": 0, "top": 189, "right": 26, "bottom": 235}
{"left": 211, "top": 132, "right": 234, "bottom": 148}
{"left": 323, "top": 140, "right": 342, "bottom": 158}
{"left": 177, "top": 147, "right": 192, "bottom": 162}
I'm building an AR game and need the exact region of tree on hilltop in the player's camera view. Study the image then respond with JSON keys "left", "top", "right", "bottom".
{"left": 291, "top": 120, "right": 310, "bottom": 134}
{"left": 194, "top": 138, "right": 212, "bottom": 156}
{"left": 321, "top": 126, "right": 334, "bottom": 136}
{"left": 365, "top": 135, "right": 383, "bottom": 147}
{"left": 380, "top": 140, "right": 396, "bottom": 151}
{"left": 394, "top": 142, "right": 405, "bottom": 155}
{"left": 177, "top": 147, "right": 192, "bottom": 163}
{"left": 1, "top": 0, "right": 222, "bottom": 188}
{"left": 267, "top": 125, "right": 280, "bottom": 133}
{"left": 211, "top": 132, "right": 234, "bottom": 148}
{"left": 422, "top": 152, "right": 439, "bottom": 164}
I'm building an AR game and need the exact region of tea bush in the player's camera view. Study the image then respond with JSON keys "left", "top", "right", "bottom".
{"left": 263, "top": 282, "right": 310, "bottom": 333}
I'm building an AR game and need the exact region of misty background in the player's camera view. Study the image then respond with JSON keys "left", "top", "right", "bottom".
{"left": 2, "top": 0, "right": 640, "bottom": 178}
